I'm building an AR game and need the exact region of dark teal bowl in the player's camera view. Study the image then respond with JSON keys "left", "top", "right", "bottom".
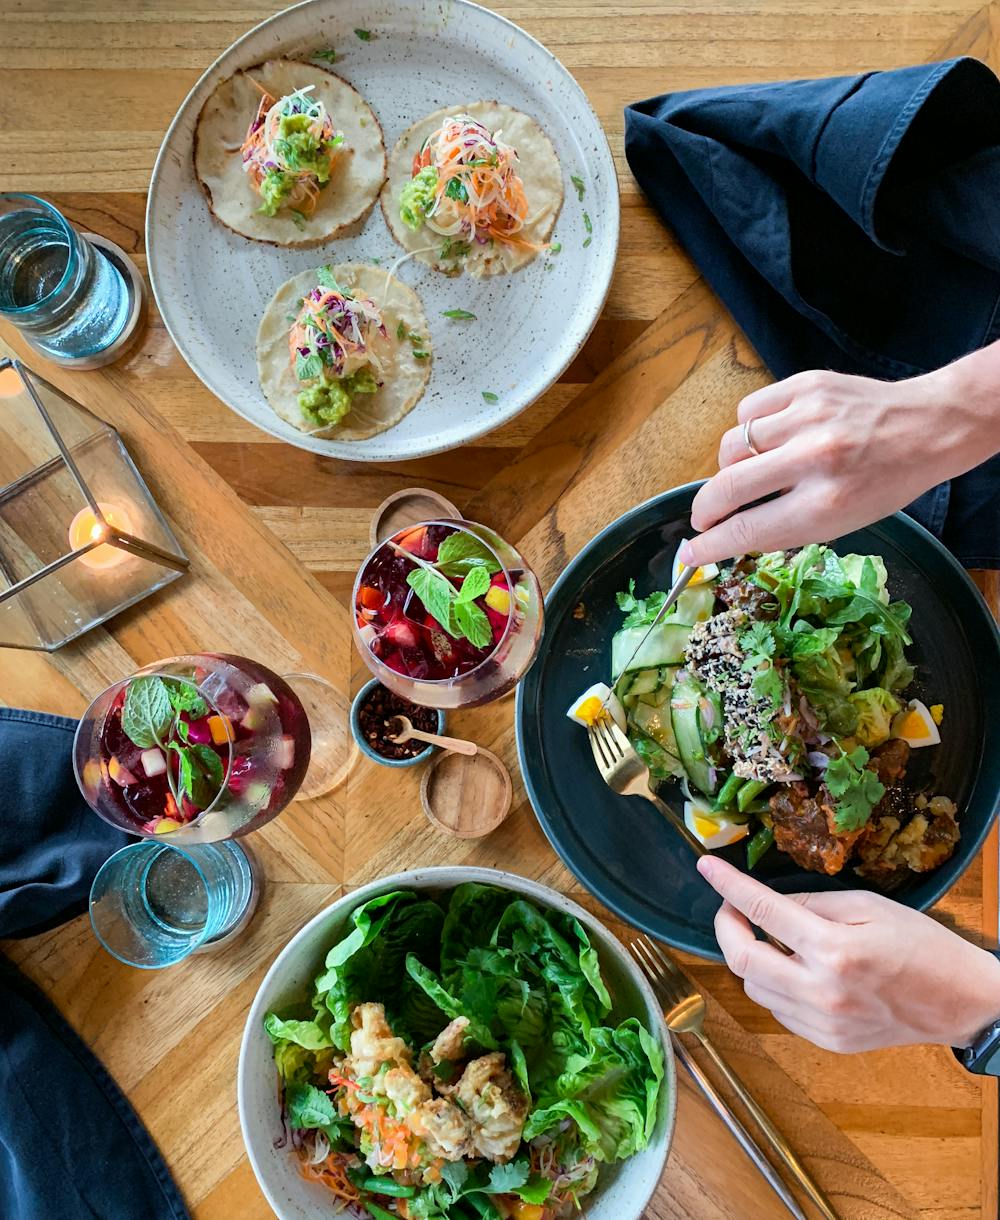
{"left": 516, "top": 482, "right": 1000, "bottom": 959}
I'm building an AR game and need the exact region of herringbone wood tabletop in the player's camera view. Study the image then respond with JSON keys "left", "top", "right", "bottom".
{"left": 0, "top": 2, "right": 997, "bottom": 1216}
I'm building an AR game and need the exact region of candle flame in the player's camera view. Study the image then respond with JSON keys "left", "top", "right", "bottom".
{"left": 69, "top": 503, "right": 133, "bottom": 570}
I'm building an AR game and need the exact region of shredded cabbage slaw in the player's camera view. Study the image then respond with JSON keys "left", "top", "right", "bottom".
{"left": 242, "top": 83, "right": 344, "bottom": 217}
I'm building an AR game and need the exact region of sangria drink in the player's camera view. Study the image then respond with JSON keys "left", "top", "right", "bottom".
{"left": 352, "top": 520, "right": 542, "bottom": 708}
{"left": 74, "top": 654, "right": 311, "bottom": 843}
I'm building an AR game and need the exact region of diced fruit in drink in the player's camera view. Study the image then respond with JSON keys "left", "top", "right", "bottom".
{"left": 82, "top": 759, "right": 103, "bottom": 791}
{"left": 207, "top": 714, "right": 233, "bottom": 745}
{"left": 246, "top": 682, "right": 277, "bottom": 705}
{"left": 227, "top": 755, "right": 254, "bottom": 793}
{"left": 184, "top": 716, "right": 213, "bottom": 744}
{"left": 485, "top": 585, "right": 510, "bottom": 616}
{"left": 397, "top": 525, "right": 430, "bottom": 556}
{"left": 140, "top": 748, "right": 167, "bottom": 777}
{"left": 153, "top": 818, "right": 182, "bottom": 834}
{"left": 384, "top": 618, "right": 419, "bottom": 649}
{"left": 358, "top": 584, "right": 383, "bottom": 610}
{"left": 246, "top": 780, "right": 271, "bottom": 808}
{"left": 358, "top": 622, "right": 377, "bottom": 648}
{"left": 164, "top": 790, "right": 179, "bottom": 818}
{"left": 514, "top": 580, "right": 531, "bottom": 609}
{"left": 108, "top": 756, "right": 139, "bottom": 786}
{"left": 278, "top": 735, "right": 295, "bottom": 769}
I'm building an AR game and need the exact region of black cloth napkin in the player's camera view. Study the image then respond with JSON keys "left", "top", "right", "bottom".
{"left": 625, "top": 55, "right": 1000, "bottom": 568}
{"left": 0, "top": 707, "right": 190, "bottom": 1220}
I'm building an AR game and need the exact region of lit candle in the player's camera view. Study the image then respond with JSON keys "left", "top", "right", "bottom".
{"left": 68, "top": 502, "right": 134, "bottom": 570}
{"left": 0, "top": 367, "right": 23, "bottom": 398}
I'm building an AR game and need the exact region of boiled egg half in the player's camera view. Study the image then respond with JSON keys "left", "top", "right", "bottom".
{"left": 891, "top": 699, "right": 941, "bottom": 748}
{"left": 684, "top": 798, "right": 749, "bottom": 849}
{"left": 672, "top": 542, "right": 719, "bottom": 587}
{"left": 566, "top": 683, "right": 627, "bottom": 733}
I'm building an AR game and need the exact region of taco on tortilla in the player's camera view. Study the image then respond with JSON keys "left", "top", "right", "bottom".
{"left": 195, "top": 58, "right": 385, "bottom": 245}
{"left": 382, "top": 102, "right": 563, "bottom": 276}
{"left": 257, "top": 264, "right": 431, "bottom": 441}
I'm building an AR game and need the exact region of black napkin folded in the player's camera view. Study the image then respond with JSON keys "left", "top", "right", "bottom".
{"left": 0, "top": 708, "right": 190, "bottom": 1220}
{"left": 625, "top": 55, "right": 1000, "bottom": 568}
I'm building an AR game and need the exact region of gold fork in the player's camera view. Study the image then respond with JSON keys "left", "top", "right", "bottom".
{"left": 586, "top": 716, "right": 705, "bottom": 856}
{"left": 631, "top": 934, "right": 840, "bottom": 1220}
{"left": 588, "top": 717, "right": 791, "bottom": 955}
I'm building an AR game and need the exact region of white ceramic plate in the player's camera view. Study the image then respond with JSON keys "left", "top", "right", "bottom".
{"left": 147, "top": 0, "right": 619, "bottom": 461}
{"left": 238, "top": 867, "right": 676, "bottom": 1220}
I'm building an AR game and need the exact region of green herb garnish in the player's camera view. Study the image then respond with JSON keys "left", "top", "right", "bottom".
{"left": 399, "top": 534, "right": 501, "bottom": 649}
{"left": 396, "top": 320, "right": 406, "bottom": 341}
{"left": 354, "top": 27, "right": 372, "bottom": 40}
{"left": 571, "top": 174, "right": 585, "bottom": 201}
{"left": 481, "top": 390, "right": 499, "bottom": 403}
{"left": 440, "top": 238, "right": 471, "bottom": 260}
{"left": 826, "top": 746, "right": 885, "bottom": 832}
{"left": 316, "top": 265, "right": 341, "bottom": 292}
{"left": 288, "top": 209, "right": 307, "bottom": 230}
{"left": 441, "top": 308, "right": 477, "bottom": 320}
{"left": 412, "top": 350, "right": 430, "bottom": 360}
{"left": 312, "top": 47, "right": 337, "bottom": 63}
{"left": 550, "top": 241, "right": 562, "bottom": 254}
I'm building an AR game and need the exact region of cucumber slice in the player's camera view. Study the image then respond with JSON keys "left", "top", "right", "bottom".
{"left": 671, "top": 671, "right": 718, "bottom": 796}
{"left": 630, "top": 701, "right": 681, "bottom": 761}
{"left": 672, "top": 585, "right": 716, "bottom": 625}
{"left": 611, "top": 622, "right": 691, "bottom": 674}
{"left": 627, "top": 668, "right": 661, "bottom": 697}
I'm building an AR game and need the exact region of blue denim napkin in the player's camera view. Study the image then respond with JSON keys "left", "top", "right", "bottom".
{"left": 0, "top": 708, "right": 190, "bottom": 1219}
{"left": 625, "top": 56, "right": 1000, "bottom": 567}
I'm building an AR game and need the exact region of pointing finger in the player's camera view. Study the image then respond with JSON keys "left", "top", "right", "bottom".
{"left": 699, "top": 856, "right": 828, "bottom": 954}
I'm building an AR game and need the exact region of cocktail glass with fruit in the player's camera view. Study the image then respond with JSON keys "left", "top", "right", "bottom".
{"left": 74, "top": 654, "right": 333, "bottom": 844}
{"left": 351, "top": 520, "right": 543, "bottom": 708}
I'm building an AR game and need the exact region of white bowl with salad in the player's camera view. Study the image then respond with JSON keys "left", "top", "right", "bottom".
{"left": 238, "top": 868, "right": 675, "bottom": 1220}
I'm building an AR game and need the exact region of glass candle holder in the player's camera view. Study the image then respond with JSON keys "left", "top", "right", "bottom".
{"left": 0, "top": 358, "right": 188, "bottom": 650}
{"left": 89, "top": 839, "right": 259, "bottom": 968}
{"left": 0, "top": 194, "right": 133, "bottom": 363}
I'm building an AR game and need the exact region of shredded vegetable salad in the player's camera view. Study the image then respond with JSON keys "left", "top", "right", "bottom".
{"left": 400, "top": 113, "right": 539, "bottom": 254}
{"left": 242, "top": 83, "right": 344, "bottom": 217}
{"left": 287, "top": 268, "right": 387, "bottom": 428}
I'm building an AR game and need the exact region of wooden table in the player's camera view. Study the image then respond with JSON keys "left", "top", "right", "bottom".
{"left": 1, "top": 1, "right": 998, "bottom": 1216}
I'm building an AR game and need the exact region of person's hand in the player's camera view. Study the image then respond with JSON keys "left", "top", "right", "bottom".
{"left": 697, "top": 855, "right": 1000, "bottom": 1053}
{"left": 681, "top": 360, "right": 991, "bottom": 568}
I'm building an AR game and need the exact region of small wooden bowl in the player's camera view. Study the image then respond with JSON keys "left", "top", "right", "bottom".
{"left": 420, "top": 747, "right": 512, "bottom": 838}
{"left": 369, "top": 487, "right": 462, "bottom": 548}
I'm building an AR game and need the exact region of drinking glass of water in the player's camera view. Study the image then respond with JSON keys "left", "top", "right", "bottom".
{"left": 0, "top": 194, "right": 132, "bottom": 363}
{"left": 89, "top": 840, "right": 259, "bottom": 969}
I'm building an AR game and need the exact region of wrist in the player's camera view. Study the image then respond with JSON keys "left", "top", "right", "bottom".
{"left": 946, "top": 948, "right": 1000, "bottom": 1048}
{"left": 920, "top": 347, "right": 1000, "bottom": 475}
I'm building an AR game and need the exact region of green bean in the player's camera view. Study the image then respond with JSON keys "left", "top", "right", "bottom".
{"left": 736, "top": 779, "right": 769, "bottom": 813}
{"left": 746, "top": 825, "right": 774, "bottom": 870}
{"left": 713, "top": 772, "right": 744, "bottom": 810}
{"left": 361, "top": 1176, "right": 416, "bottom": 1197}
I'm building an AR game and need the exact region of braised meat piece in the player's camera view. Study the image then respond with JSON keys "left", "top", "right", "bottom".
{"left": 715, "top": 571, "right": 777, "bottom": 620}
{"left": 856, "top": 791, "right": 960, "bottom": 886}
{"left": 868, "top": 738, "right": 910, "bottom": 786}
{"left": 769, "top": 782, "right": 865, "bottom": 875}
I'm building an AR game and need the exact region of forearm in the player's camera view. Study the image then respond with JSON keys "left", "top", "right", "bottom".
{"left": 921, "top": 339, "right": 1000, "bottom": 480}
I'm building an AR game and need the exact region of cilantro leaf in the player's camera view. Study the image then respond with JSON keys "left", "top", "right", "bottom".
{"left": 481, "top": 390, "right": 499, "bottom": 403}
{"left": 486, "top": 1160, "right": 530, "bottom": 1193}
{"left": 316, "top": 265, "right": 341, "bottom": 291}
{"left": 739, "top": 621, "right": 775, "bottom": 660}
{"left": 616, "top": 579, "right": 669, "bottom": 629}
{"left": 295, "top": 351, "right": 323, "bottom": 382}
{"left": 826, "top": 746, "right": 885, "bottom": 832}
{"left": 750, "top": 664, "right": 784, "bottom": 711}
{"left": 444, "top": 176, "right": 469, "bottom": 203}
{"left": 354, "top": 27, "right": 372, "bottom": 40}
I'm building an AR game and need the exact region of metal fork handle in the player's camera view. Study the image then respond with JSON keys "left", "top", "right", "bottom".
{"left": 674, "top": 1037, "right": 808, "bottom": 1220}
{"left": 695, "top": 1032, "right": 840, "bottom": 1220}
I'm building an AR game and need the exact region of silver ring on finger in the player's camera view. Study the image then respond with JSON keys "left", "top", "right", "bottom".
{"left": 743, "top": 419, "right": 761, "bottom": 457}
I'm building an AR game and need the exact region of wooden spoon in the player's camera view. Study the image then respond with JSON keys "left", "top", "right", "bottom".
{"left": 387, "top": 715, "right": 478, "bottom": 757}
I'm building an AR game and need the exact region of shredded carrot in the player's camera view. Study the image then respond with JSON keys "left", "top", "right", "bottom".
{"left": 298, "top": 1150, "right": 360, "bottom": 1202}
{"left": 239, "top": 84, "right": 342, "bottom": 216}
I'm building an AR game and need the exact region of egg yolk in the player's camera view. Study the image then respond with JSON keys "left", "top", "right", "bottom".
{"left": 899, "top": 711, "right": 930, "bottom": 739}
{"left": 930, "top": 704, "right": 944, "bottom": 725}
{"left": 576, "top": 696, "right": 605, "bottom": 726}
{"left": 693, "top": 814, "right": 718, "bottom": 838}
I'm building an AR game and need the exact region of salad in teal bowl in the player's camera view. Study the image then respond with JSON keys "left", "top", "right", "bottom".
{"left": 517, "top": 483, "right": 1000, "bottom": 958}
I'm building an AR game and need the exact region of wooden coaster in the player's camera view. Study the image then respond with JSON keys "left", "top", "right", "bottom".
{"left": 420, "top": 746, "right": 512, "bottom": 838}
{"left": 369, "top": 487, "right": 462, "bottom": 547}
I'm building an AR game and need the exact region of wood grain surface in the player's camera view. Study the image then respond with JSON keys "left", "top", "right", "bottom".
{"left": 1, "top": 2, "right": 998, "bottom": 1218}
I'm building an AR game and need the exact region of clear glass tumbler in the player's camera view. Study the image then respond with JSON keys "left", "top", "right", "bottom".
{"left": 0, "top": 194, "right": 130, "bottom": 361}
{"left": 89, "top": 840, "right": 257, "bottom": 968}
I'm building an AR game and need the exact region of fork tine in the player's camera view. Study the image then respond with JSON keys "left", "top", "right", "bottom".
{"left": 641, "top": 934, "right": 690, "bottom": 987}
{"left": 605, "top": 718, "right": 635, "bottom": 755}
{"left": 631, "top": 937, "right": 684, "bottom": 1006}
{"left": 593, "top": 715, "right": 624, "bottom": 761}
{"left": 587, "top": 723, "right": 612, "bottom": 770}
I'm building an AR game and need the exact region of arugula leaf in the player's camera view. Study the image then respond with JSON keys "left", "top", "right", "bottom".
{"left": 826, "top": 746, "right": 885, "bottom": 832}
{"left": 456, "top": 564, "right": 491, "bottom": 602}
{"left": 571, "top": 174, "right": 585, "bottom": 201}
{"left": 407, "top": 567, "right": 458, "bottom": 636}
{"left": 295, "top": 351, "right": 323, "bottom": 382}
{"left": 454, "top": 598, "right": 493, "bottom": 649}
{"left": 122, "top": 676, "right": 173, "bottom": 748}
{"left": 165, "top": 679, "right": 207, "bottom": 719}
{"left": 316, "top": 265, "right": 341, "bottom": 292}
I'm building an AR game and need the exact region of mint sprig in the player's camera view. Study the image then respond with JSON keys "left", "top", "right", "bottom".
{"left": 396, "top": 535, "right": 502, "bottom": 650}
